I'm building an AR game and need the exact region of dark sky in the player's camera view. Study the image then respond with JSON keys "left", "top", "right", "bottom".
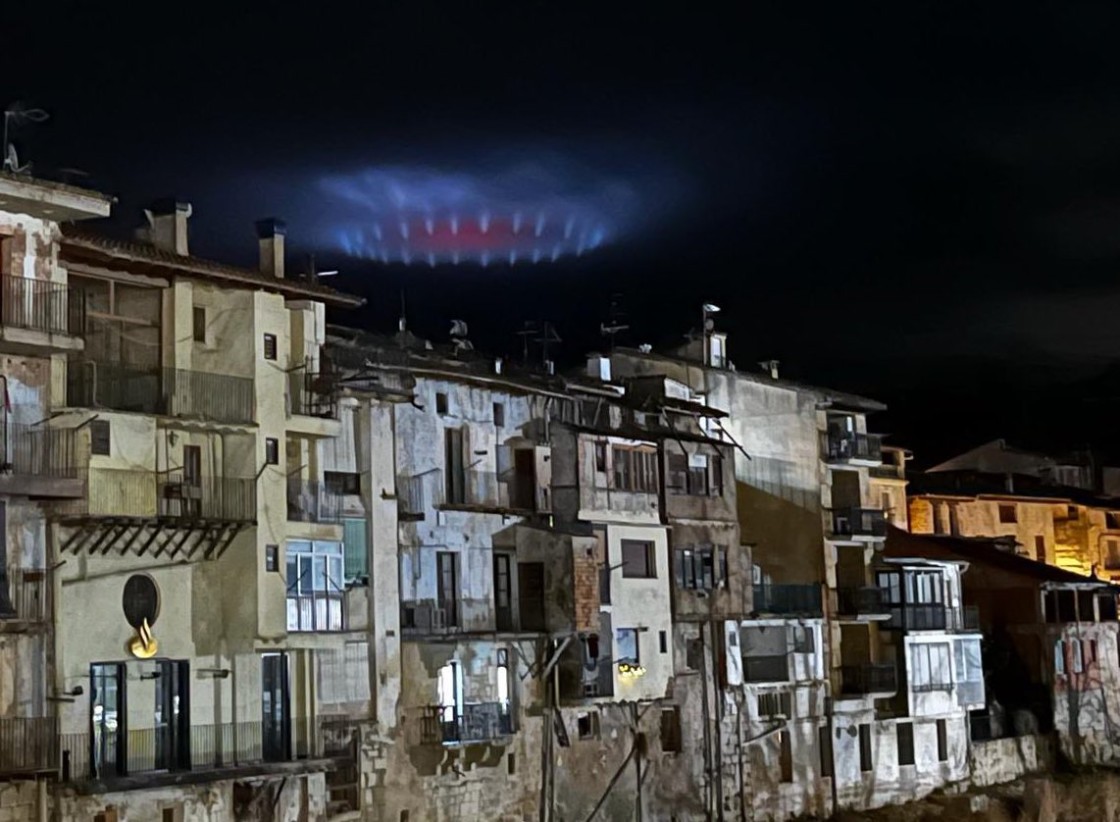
{"left": 5, "top": 3, "right": 1120, "bottom": 464}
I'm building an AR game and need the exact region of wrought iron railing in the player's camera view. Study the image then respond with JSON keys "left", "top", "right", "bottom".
{"left": 157, "top": 472, "right": 257, "bottom": 522}
{"left": 881, "top": 603, "right": 982, "bottom": 632}
{"left": 0, "top": 422, "right": 77, "bottom": 477}
{"left": 752, "top": 583, "right": 823, "bottom": 615}
{"left": 821, "top": 431, "right": 882, "bottom": 463}
{"left": 66, "top": 362, "right": 254, "bottom": 423}
{"left": 418, "top": 703, "right": 513, "bottom": 745}
{"left": 286, "top": 479, "right": 343, "bottom": 523}
{"left": 836, "top": 586, "right": 887, "bottom": 617}
{"left": 0, "top": 274, "right": 84, "bottom": 336}
{"left": 0, "top": 717, "right": 58, "bottom": 774}
{"left": 289, "top": 371, "right": 338, "bottom": 419}
{"left": 57, "top": 468, "right": 255, "bottom": 522}
{"left": 0, "top": 567, "right": 51, "bottom": 625}
{"left": 840, "top": 663, "right": 897, "bottom": 695}
{"left": 400, "top": 601, "right": 455, "bottom": 633}
{"left": 829, "top": 507, "right": 887, "bottom": 539}
{"left": 57, "top": 717, "right": 356, "bottom": 783}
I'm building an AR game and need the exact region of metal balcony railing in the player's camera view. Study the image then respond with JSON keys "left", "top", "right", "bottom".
{"left": 881, "top": 603, "right": 982, "bottom": 632}
{"left": 0, "top": 274, "right": 84, "bottom": 336}
{"left": 400, "top": 601, "right": 457, "bottom": 633}
{"left": 0, "top": 717, "right": 58, "bottom": 774}
{"left": 743, "top": 654, "right": 790, "bottom": 683}
{"left": 840, "top": 663, "right": 898, "bottom": 695}
{"left": 0, "top": 567, "right": 51, "bottom": 626}
{"left": 289, "top": 371, "right": 338, "bottom": 419}
{"left": 286, "top": 479, "right": 343, "bottom": 523}
{"left": 66, "top": 362, "right": 254, "bottom": 423}
{"left": 418, "top": 703, "right": 514, "bottom": 745}
{"left": 0, "top": 422, "right": 77, "bottom": 477}
{"left": 752, "top": 583, "right": 823, "bottom": 615}
{"left": 836, "top": 586, "right": 887, "bottom": 617}
{"left": 829, "top": 507, "right": 887, "bottom": 539}
{"left": 58, "top": 717, "right": 353, "bottom": 783}
{"left": 821, "top": 431, "right": 882, "bottom": 463}
{"left": 397, "top": 471, "right": 445, "bottom": 518}
{"left": 158, "top": 472, "right": 257, "bottom": 522}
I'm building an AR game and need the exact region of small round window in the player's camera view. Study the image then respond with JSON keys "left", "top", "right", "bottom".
{"left": 122, "top": 574, "right": 160, "bottom": 629}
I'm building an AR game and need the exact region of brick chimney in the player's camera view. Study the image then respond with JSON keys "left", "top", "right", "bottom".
{"left": 255, "top": 218, "right": 286, "bottom": 279}
{"left": 144, "top": 198, "right": 191, "bottom": 255}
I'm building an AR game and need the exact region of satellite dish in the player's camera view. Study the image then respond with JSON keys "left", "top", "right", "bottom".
{"left": 450, "top": 319, "right": 469, "bottom": 338}
{"left": 4, "top": 144, "right": 29, "bottom": 174}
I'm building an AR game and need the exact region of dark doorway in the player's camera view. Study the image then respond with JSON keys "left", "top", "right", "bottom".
{"left": 494, "top": 553, "right": 513, "bottom": 631}
{"left": 155, "top": 660, "right": 190, "bottom": 771}
{"left": 518, "top": 562, "right": 546, "bottom": 631}
{"left": 444, "top": 428, "right": 465, "bottom": 505}
{"left": 510, "top": 449, "right": 536, "bottom": 510}
{"left": 261, "top": 653, "right": 290, "bottom": 762}
{"left": 90, "top": 662, "right": 125, "bottom": 778}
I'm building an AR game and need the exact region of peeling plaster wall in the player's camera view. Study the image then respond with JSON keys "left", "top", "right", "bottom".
{"left": 1049, "top": 621, "right": 1120, "bottom": 765}
{"left": 969, "top": 734, "right": 1055, "bottom": 787}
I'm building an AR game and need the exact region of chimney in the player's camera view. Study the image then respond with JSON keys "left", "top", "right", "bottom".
{"left": 145, "top": 198, "right": 192, "bottom": 255}
{"left": 587, "top": 354, "right": 611, "bottom": 382}
{"left": 255, "top": 218, "right": 286, "bottom": 279}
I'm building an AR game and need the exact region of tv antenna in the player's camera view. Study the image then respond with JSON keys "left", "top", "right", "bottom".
{"left": 516, "top": 320, "right": 562, "bottom": 365}
{"left": 600, "top": 293, "right": 629, "bottom": 351}
{"left": 3, "top": 103, "right": 49, "bottom": 174}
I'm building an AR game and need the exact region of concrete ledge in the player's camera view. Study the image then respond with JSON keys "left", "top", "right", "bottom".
{"left": 53, "top": 757, "right": 339, "bottom": 797}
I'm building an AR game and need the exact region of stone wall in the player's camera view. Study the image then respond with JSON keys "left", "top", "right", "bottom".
{"left": 969, "top": 734, "right": 1055, "bottom": 788}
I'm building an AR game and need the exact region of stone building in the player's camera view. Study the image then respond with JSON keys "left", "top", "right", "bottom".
{"left": 0, "top": 188, "right": 367, "bottom": 821}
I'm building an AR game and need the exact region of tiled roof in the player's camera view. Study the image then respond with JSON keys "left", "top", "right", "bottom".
{"left": 60, "top": 229, "right": 365, "bottom": 308}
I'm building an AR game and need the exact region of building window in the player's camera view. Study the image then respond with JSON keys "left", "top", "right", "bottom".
{"left": 998, "top": 503, "right": 1017, "bottom": 524}
{"left": 911, "top": 642, "right": 953, "bottom": 692}
{"left": 616, "top": 628, "right": 639, "bottom": 665}
{"left": 265, "top": 544, "right": 279, "bottom": 573}
{"left": 659, "top": 630, "right": 668, "bottom": 654}
{"left": 936, "top": 719, "right": 948, "bottom": 763}
{"left": 577, "top": 711, "right": 600, "bottom": 740}
{"left": 757, "top": 691, "right": 792, "bottom": 720}
{"left": 435, "top": 392, "right": 449, "bottom": 415}
{"left": 265, "top": 438, "right": 279, "bottom": 465}
{"left": 90, "top": 419, "right": 111, "bottom": 456}
{"left": 791, "top": 625, "right": 815, "bottom": 654}
{"left": 667, "top": 452, "right": 722, "bottom": 496}
{"left": 325, "top": 471, "right": 361, "bottom": 495}
{"left": 594, "top": 441, "right": 608, "bottom": 472}
{"left": 192, "top": 306, "right": 206, "bottom": 343}
{"left": 1035, "top": 535, "right": 1046, "bottom": 563}
{"left": 676, "top": 545, "right": 727, "bottom": 590}
{"left": 819, "top": 726, "right": 834, "bottom": 779}
{"left": 263, "top": 333, "right": 277, "bottom": 360}
{"left": 1071, "top": 638, "right": 1084, "bottom": 673}
{"left": 621, "top": 540, "right": 656, "bottom": 578}
{"left": 437, "top": 551, "right": 460, "bottom": 628}
{"left": 493, "top": 402, "right": 505, "bottom": 427}
{"left": 858, "top": 724, "right": 872, "bottom": 772}
{"left": 896, "top": 722, "right": 915, "bottom": 767}
{"left": 286, "top": 540, "right": 345, "bottom": 632}
{"left": 343, "top": 518, "right": 369, "bottom": 582}
{"left": 779, "top": 730, "right": 793, "bottom": 783}
{"left": 1055, "top": 639, "right": 1066, "bottom": 675}
{"left": 660, "top": 707, "right": 682, "bottom": 753}
{"left": 1106, "top": 539, "right": 1120, "bottom": 571}
{"left": 611, "top": 446, "right": 658, "bottom": 492}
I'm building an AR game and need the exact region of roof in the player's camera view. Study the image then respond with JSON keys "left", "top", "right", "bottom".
{"left": 909, "top": 477, "right": 1120, "bottom": 508}
{"left": 60, "top": 230, "right": 365, "bottom": 309}
{"left": 884, "top": 526, "right": 1117, "bottom": 588}
{"left": 926, "top": 438, "right": 1056, "bottom": 476}
{"left": 613, "top": 346, "right": 887, "bottom": 413}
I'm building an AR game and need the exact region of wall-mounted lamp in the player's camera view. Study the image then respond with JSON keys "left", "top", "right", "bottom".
{"left": 48, "top": 685, "right": 83, "bottom": 702}
{"left": 198, "top": 668, "right": 231, "bottom": 679}
{"left": 139, "top": 671, "right": 162, "bottom": 681}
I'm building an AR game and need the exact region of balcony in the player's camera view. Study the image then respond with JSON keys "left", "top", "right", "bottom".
{"left": 821, "top": 431, "right": 882, "bottom": 466}
{"left": 840, "top": 663, "right": 898, "bottom": 696}
{"left": 66, "top": 362, "right": 254, "bottom": 424}
{"left": 400, "top": 601, "right": 455, "bottom": 634}
{"left": 836, "top": 586, "right": 889, "bottom": 619}
{"left": 828, "top": 507, "right": 887, "bottom": 541}
{"left": 0, "top": 422, "right": 82, "bottom": 497}
{"left": 0, "top": 717, "right": 57, "bottom": 775}
{"left": 286, "top": 591, "right": 346, "bottom": 632}
{"left": 882, "top": 603, "right": 981, "bottom": 632}
{"left": 752, "top": 584, "right": 823, "bottom": 616}
{"left": 287, "top": 479, "right": 343, "bottom": 524}
{"left": 57, "top": 717, "right": 354, "bottom": 785}
{"left": 0, "top": 568, "right": 51, "bottom": 630}
{"left": 0, "top": 275, "right": 85, "bottom": 353}
{"left": 289, "top": 372, "right": 338, "bottom": 419}
{"left": 418, "top": 703, "right": 513, "bottom": 746}
{"left": 443, "top": 469, "right": 539, "bottom": 515}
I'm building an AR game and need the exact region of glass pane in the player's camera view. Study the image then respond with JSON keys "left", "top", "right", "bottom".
{"left": 616, "top": 629, "right": 638, "bottom": 662}
{"left": 288, "top": 540, "right": 312, "bottom": 554}
{"left": 314, "top": 557, "right": 328, "bottom": 591}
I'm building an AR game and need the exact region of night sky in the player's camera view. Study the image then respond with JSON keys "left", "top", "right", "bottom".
{"left": 5, "top": 3, "right": 1120, "bottom": 464}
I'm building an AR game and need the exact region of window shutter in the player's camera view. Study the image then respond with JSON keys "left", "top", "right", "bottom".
{"left": 343, "top": 517, "right": 368, "bottom": 581}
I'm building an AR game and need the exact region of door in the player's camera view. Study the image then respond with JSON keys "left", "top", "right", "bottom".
{"left": 0, "top": 500, "right": 11, "bottom": 616}
{"left": 182, "top": 445, "right": 202, "bottom": 517}
{"left": 494, "top": 554, "right": 513, "bottom": 631}
{"left": 155, "top": 660, "right": 190, "bottom": 771}
{"left": 261, "top": 653, "right": 291, "bottom": 762}
{"left": 444, "top": 428, "right": 465, "bottom": 505}
{"left": 518, "top": 562, "right": 546, "bottom": 632}
{"left": 437, "top": 551, "right": 460, "bottom": 628}
{"left": 90, "top": 663, "right": 125, "bottom": 778}
{"left": 510, "top": 448, "right": 536, "bottom": 510}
